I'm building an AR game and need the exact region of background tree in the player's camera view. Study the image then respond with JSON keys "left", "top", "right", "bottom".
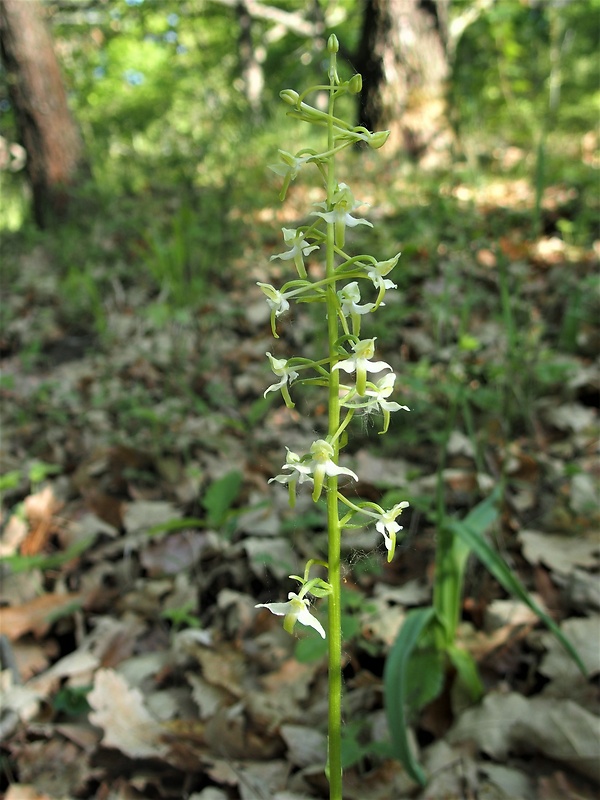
{"left": 355, "top": 0, "right": 495, "bottom": 160}
{"left": 0, "top": 0, "right": 88, "bottom": 228}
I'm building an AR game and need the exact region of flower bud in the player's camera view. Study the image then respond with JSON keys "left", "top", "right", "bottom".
{"left": 280, "top": 89, "right": 300, "bottom": 106}
{"left": 348, "top": 74, "right": 362, "bottom": 94}
{"left": 327, "top": 34, "right": 339, "bottom": 53}
{"left": 368, "top": 130, "right": 390, "bottom": 149}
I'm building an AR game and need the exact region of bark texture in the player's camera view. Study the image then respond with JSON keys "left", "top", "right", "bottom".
{"left": 357, "top": 0, "right": 451, "bottom": 159}
{"left": 0, "top": 0, "right": 88, "bottom": 227}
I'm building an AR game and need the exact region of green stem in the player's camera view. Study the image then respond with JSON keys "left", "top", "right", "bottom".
{"left": 325, "top": 45, "right": 343, "bottom": 800}
{"left": 431, "top": 385, "right": 461, "bottom": 650}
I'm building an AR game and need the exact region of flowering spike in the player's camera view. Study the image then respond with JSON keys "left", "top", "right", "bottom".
{"left": 259, "top": 42, "right": 409, "bottom": 792}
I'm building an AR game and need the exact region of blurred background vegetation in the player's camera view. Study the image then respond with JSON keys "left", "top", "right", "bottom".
{"left": 0, "top": 0, "right": 598, "bottom": 481}
{"left": 1, "top": 0, "right": 597, "bottom": 232}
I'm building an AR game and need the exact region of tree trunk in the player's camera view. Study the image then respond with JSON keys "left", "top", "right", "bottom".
{"left": 356, "top": 0, "right": 452, "bottom": 161}
{"left": 237, "top": 1, "right": 264, "bottom": 117}
{"left": 0, "top": 0, "right": 88, "bottom": 228}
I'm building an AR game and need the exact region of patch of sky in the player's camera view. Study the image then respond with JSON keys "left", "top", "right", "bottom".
{"left": 164, "top": 31, "right": 178, "bottom": 44}
{"left": 167, "top": 13, "right": 179, "bottom": 26}
{"left": 123, "top": 69, "right": 145, "bottom": 86}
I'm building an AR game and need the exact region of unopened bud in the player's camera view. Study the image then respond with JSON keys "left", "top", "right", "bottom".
{"left": 280, "top": 89, "right": 300, "bottom": 106}
{"left": 327, "top": 34, "right": 339, "bottom": 54}
{"left": 348, "top": 74, "right": 362, "bottom": 94}
{"left": 368, "top": 130, "right": 390, "bottom": 149}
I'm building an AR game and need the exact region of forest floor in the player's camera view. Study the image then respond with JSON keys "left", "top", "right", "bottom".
{"left": 1, "top": 153, "right": 599, "bottom": 800}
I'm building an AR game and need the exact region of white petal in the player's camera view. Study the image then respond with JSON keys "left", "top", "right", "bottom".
{"left": 270, "top": 250, "right": 296, "bottom": 261}
{"left": 378, "top": 400, "right": 404, "bottom": 412}
{"left": 255, "top": 601, "right": 293, "bottom": 616}
{"left": 325, "top": 462, "right": 358, "bottom": 481}
{"left": 344, "top": 215, "right": 372, "bottom": 228}
{"left": 264, "top": 378, "right": 286, "bottom": 397}
{"left": 365, "top": 360, "right": 392, "bottom": 374}
{"left": 332, "top": 361, "right": 356, "bottom": 374}
{"left": 296, "top": 608, "right": 326, "bottom": 638}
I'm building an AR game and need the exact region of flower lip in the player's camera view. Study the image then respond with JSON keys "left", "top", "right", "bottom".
{"left": 255, "top": 591, "right": 326, "bottom": 638}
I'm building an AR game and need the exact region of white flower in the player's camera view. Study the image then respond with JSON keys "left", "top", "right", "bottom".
{"left": 364, "top": 373, "right": 410, "bottom": 434}
{"left": 269, "top": 150, "right": 314, "bottom": 200}
{"left": 363, "top": 254, "right": 399, "bottom": 305}
{"left": 270, "top": 228, "right": 319, "bottom": 278}
{"left": 359, "top": 501, "right": 409, "bottom": 561}
{"left": 264, "top": 352, "right": 299, "bottom": 407}
{"left": 332, "top": 337, "right": 392, "bottom": 395}
{"left": 308, "top": 439, "right": 358, "bottom": 502}
{"left": 270, "top": 448, "right": 313, "bottom": 484}
{"left": 257, "top": 281, "right": 309, "bottom": 337}
{"left": 256, "top": 591, "right": 326, "bottom": 638}
{"left": 257, "top": 282, "right": 291, "bottom": 316}
{"left": 269, "top": 447, "right": 313, "bottom": 508}
{"left": 374, "top": 502, "right": 409, "bottom": 558}
{"left": 312, "top": 183, "right": 372, "bottom": 248}
{"left": 337, "top": 281, "right": 376, "bottom": 334}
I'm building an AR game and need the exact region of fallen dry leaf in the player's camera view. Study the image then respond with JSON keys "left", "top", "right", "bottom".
{"left": 449, "top": 690, "right": 600, "bottom": 783}
{"left": 21, "top": 486, "right": 64, "bottom": 556}
{"left": 0, "top": 592, "right": 82, "bottom": 640}
{"left": 88, "top": 668, "right": 168, "bottom": 759}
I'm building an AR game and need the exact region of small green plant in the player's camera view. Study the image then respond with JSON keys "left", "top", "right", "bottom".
{"left": 253, "top": 37, "right": 408, "bottom": 798}
{"left": 161, "top": 601, "right": 201, "bottom": 631}
{"left": 384, "top": 458, "right": 587, "bottom": 786}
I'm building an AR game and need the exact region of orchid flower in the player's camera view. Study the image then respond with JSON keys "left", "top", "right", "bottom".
{"left": 269, "top": 447, "right": 313, "bottom": 508}
{"left": 270, "top": 227, "right": 319, "bottom": 279}
{"left": 332, "top": 337, "right": 392, "bottom": 395}
{"left": 337, "top": 281, "right": 377, "bottom": 335}
{"left": 269, "top": 149, "right": 315, "bottom": 200}
{"left": 308, "top": 439, "right": 358, "bottom": 502}
{"left": 371, "top": 501, "right": 409, "bottom": 560}
{"left": 264, "top": 352, "right": 299, "bottom": 408}
{"left": 363, "top": 254, "right": 400, "bottom": 307}
{"left": 256, "top": 591, "right": 326, "bottom": 638}
{"left": 340, "top": 373, "right": 409, "bottom": 434}
{"left": 364, "top": 373, "right": 410, "bottom": 433}
{"left": 346, "top": 500, "right": 409, "bottom": 561}
{"left": 312, "top": 183, "right": 372, "bottom": 248}
{"left": 256, "top": 281, "right": 308, "bottom": 337}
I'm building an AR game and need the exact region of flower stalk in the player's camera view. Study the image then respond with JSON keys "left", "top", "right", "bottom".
{"left": 255, "top": 34, "right": 409, "bottom": 799}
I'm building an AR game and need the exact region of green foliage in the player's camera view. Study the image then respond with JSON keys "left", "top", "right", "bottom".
{"left": 385, "top": 487, "right": 586, "bottom": 785}
{"left": 0, "top": 536, "right": 96, "bottom": 574}
{"left": 383, "top": 607, "right": 435, "bottom": 786}
{"left": 52, "top": 685, "right": 92, "bottom": 717}
{"left": 202, "top": 470, "right": 243, "bottom": 529}
{"left": 446, "top": 506, "right": 586, "bottom": 676}
{"left": 161, "top": 601, "right": 201, "bottom": 630}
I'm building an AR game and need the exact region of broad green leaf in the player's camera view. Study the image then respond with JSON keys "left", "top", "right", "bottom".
{"left": 434, "top": 488, "right": 501, "bottom": 644}
{"left": 294, "top": 633, "right": 328, "bottom": 663}
{"left": 384, "top": 607, "right": 435, "bottom": 786}
{"left": 447, "top": 515, "right": 587, "bottom": 677}
{"left": 447, "top": 644, "right": 484, "bottom": 702}
{"left": 404, "top": 646, "right": 446, "bottom": 717}
{"left": 202, "top": 470, "right": 243, "bottom": 528}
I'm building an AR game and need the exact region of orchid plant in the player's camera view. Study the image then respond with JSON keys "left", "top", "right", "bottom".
{"left": 254, "top": 36, "right": 409, "bottom": 798}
